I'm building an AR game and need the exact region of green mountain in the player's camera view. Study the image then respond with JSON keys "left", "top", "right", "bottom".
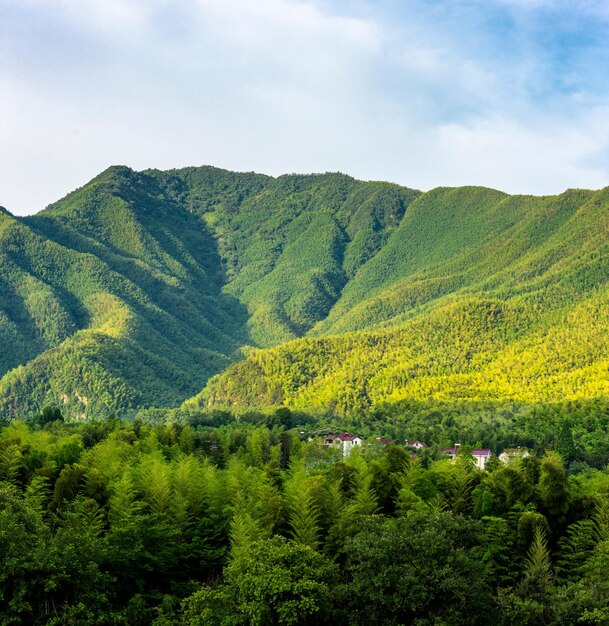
{"left": 2, "top": 165, "right": 609, "bottom": 419}
{"left": 195, "top": 186, "right": 609, "bottom": 415}
{"left": 0, "top": 166, "right": 417, "bottom": 417}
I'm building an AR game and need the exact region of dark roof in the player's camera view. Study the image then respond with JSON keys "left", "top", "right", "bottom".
{"left": 441, "top": 447, "right": 491, "bottom": 456}
{"left": 326, "top": 433, "right": 361, "bottom": 442}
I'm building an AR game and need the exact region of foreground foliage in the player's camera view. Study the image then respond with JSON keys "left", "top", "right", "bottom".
{"left": 2, "top": 412, "right": 609, "bottom": 625}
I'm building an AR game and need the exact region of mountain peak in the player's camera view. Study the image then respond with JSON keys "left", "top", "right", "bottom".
{"left": 93, "top": 164, "right": 137, "bottom": 183}
{"left": 85, "top": 165, "right": 141, "bottom": 195}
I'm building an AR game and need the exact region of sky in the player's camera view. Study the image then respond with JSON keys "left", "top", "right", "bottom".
{"left": 1, "top": 0, "right": 609, "bottom": 214}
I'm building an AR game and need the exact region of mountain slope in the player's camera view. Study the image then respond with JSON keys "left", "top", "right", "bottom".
{"left": 196, "top": 291, "right": 609, "bottom": 415}
{"left": 194, "top": 186, "right": 609, "bottom": 415}
{"left": 0, "top": 167, "right": 419, "bottom": 417}
{"left": 3, "top": 165, "right": 609, "bottom": 419}
{"left": 312, "top": 187, "right": 596, "bottom": 334}
{"left": 0, "top": 169, "right": 255, "bottom": 417}
{"left": 162, "top": 171, "right": 420, "bottom": 345}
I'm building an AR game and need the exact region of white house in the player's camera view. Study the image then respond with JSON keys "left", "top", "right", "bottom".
{"left": 471, "top": 448, "right": 492, "bottom": 469}
{"left": 405, "top": 439, "right": 428, "bottom": 449}
{"left": 338, "top": 434, "right": 362, "bottom": 457}
{"left": 441, "top": 444, "right": 492, "bottom": 470}
{"left": 324, "top": 433, "right": 362, "bottom": 457}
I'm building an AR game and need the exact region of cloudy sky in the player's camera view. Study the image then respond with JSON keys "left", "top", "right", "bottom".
{"left": 1, "top": 0, "right": 609, "bottom": 214}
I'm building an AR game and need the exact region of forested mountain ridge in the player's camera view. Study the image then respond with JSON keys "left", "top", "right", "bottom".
{"left": 0, "top": 169, "right": 252, "bottom": 418}
{"left": 2, "top": 165, "right": 609, "bottom": 418}
{"left": 0, "top": 166, "right": 419, "bottom": 418}
{"left": 196, "top": 184, "right": 609, "bottom": 414}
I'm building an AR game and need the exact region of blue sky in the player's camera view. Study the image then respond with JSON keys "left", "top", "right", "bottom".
{"left": 1, "top": 0, "right": 609, "bottom": 214}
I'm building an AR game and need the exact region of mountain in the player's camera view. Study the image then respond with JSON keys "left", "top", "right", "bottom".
{"left": 0, "top": 166, "right": 418, "bottom": 417}
{"left": 194, "top": 186, "right": 609, "bottom": 415}
{"left": 0, "top": 167, "right": 255, "bottom": 417}
{"left": 2, "top": 165, "right": 609, "bottom": 419}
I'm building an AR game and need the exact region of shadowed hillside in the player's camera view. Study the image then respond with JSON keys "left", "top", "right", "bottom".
{"left": 2, "top": 165, "right": 609, "bottom": 418}
{"left": 193, "top": 186, "right": 609, "bottom": 415}
{"left": 0, "top": 166, "right": 419, "bottom": 417}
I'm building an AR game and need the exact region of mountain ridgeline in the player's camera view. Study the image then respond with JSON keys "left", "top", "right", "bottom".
{"left": 1, "top": 165, "right": 609, "bottom": 418}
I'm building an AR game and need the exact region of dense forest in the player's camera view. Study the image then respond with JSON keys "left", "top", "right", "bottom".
{"left": 0, "top": 166, "right": 418, "bottom": 418}
{"left": 2, "top": 406, "right": 609, "bottom": 625}
{"left": 4, "top": 166, "right": 609, "bottom": 624}
{"left": 2, "top": 166, "right": 609, "bottom": 419}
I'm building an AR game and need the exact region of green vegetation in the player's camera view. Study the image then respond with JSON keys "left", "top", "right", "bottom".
{"left": 5, "top": 167, "right": 609, "bottom": 624}
{"left": 3, "top": 166, "right": 609, "bottom": 421}
{"left": 193, "top": 184, "right": 609, "bottom": 415}
{"left": 0, "top": 166, "right": 419, "bottom": 418}
{"left": 2, "top": 415, "right": 609, "bottom": 624}
{"left": 200, "top": 291, "right": 609, "bottom": 414}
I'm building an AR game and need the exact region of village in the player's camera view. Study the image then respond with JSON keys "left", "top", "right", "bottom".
{"left": 316, "top": 432, "right": 530, "bottom": 468}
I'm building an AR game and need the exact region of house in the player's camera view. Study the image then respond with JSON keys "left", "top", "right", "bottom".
{"left": 377, "top": 437, "right": 396, "bottom": 446}
{"left": 499, "top": 447, "right": 530, "bottom": 464}
{"left": 471, "top": 448, "right": 492, "bottom": 469}
{"left": 323, "top": 433, "right": 362, "bottom": 457}
{"left": 441, "top": 443, "right": 492, "bottom": 470}
{"left": 337, "top": 433, "right": 362, "bottom": 457}
{"left": 405, "top": 439, "right": 428, "bottom": 449}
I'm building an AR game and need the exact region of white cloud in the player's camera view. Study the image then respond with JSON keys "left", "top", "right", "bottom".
{"left": 430, "top": 111, "right": 609, "bottom": 193}
{"left": 0, "top": 0, "right": 608, "bottom": 214}
{"left": 21, "top": 0, "right": 161, "bottom": 37}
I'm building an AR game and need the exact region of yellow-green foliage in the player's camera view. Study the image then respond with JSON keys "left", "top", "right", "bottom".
{"left": 3, "top": 164, "right": 609, "bottom": 419}
{"left": 194, "top": 185, "right": 609, "bottom": 415}
{"left": 200, "top": 289, "right": 609, "bottom": 415}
